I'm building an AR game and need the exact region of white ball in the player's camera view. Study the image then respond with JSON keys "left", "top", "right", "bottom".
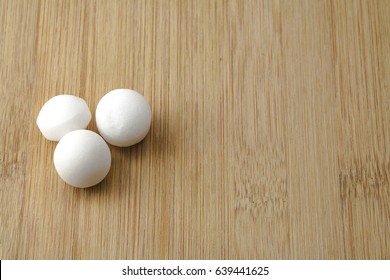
{"left": 54, "top": 130, "right": 111, "bottom": 188}
{"left": 95, "top": 89, "right": 152, "bottom": 147}
{"left": 37, "top": 95, "right": 92, "bottom": 141}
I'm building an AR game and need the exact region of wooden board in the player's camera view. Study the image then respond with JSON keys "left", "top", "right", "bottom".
{"left": 1, "top": 0, "right": 390, "bottom": 259}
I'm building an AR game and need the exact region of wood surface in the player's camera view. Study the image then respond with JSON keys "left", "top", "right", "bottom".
{"left": 1, "top": 0, "right": 390, "bottom": 259}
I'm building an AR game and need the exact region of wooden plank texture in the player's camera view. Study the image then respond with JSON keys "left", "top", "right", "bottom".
{"left": 1, "top": 0, "right": 390, "bottom": 259}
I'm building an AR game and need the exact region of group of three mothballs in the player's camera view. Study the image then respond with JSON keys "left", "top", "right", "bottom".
{"left": 37, "top": 89, "right": 152, "bottom": 188}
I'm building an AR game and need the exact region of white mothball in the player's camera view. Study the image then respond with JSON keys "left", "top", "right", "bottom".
{"left": 54, "top": 130, "right": 111, "bottom": 188}
{"left": 37, "top": 95, "right": 91, "bottom": 141}
{"left": 96, "top": 89, "right": 152, "bottom": 147}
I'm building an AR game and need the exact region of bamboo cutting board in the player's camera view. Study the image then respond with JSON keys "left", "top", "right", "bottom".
{"left": 1, "top": 0, "right": 390, "bottom": 259}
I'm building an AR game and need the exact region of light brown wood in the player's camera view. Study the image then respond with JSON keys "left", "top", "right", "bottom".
{"left": 1, "top": 0, "right": 389, "bottom": 259}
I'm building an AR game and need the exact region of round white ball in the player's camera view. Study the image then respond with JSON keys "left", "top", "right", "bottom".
{"left": 37, "top": 95, "right": 92, "bottom": 141}
{"left": 95, "top": 89, "right": 152, "bottom": 147}
{"left": 54, "top": 130, "right": 111, "bottom": 188}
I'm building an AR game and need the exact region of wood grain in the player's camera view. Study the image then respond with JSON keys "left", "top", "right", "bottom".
{"left": 1, "top": 0, "right": 389, "bottom": 259}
